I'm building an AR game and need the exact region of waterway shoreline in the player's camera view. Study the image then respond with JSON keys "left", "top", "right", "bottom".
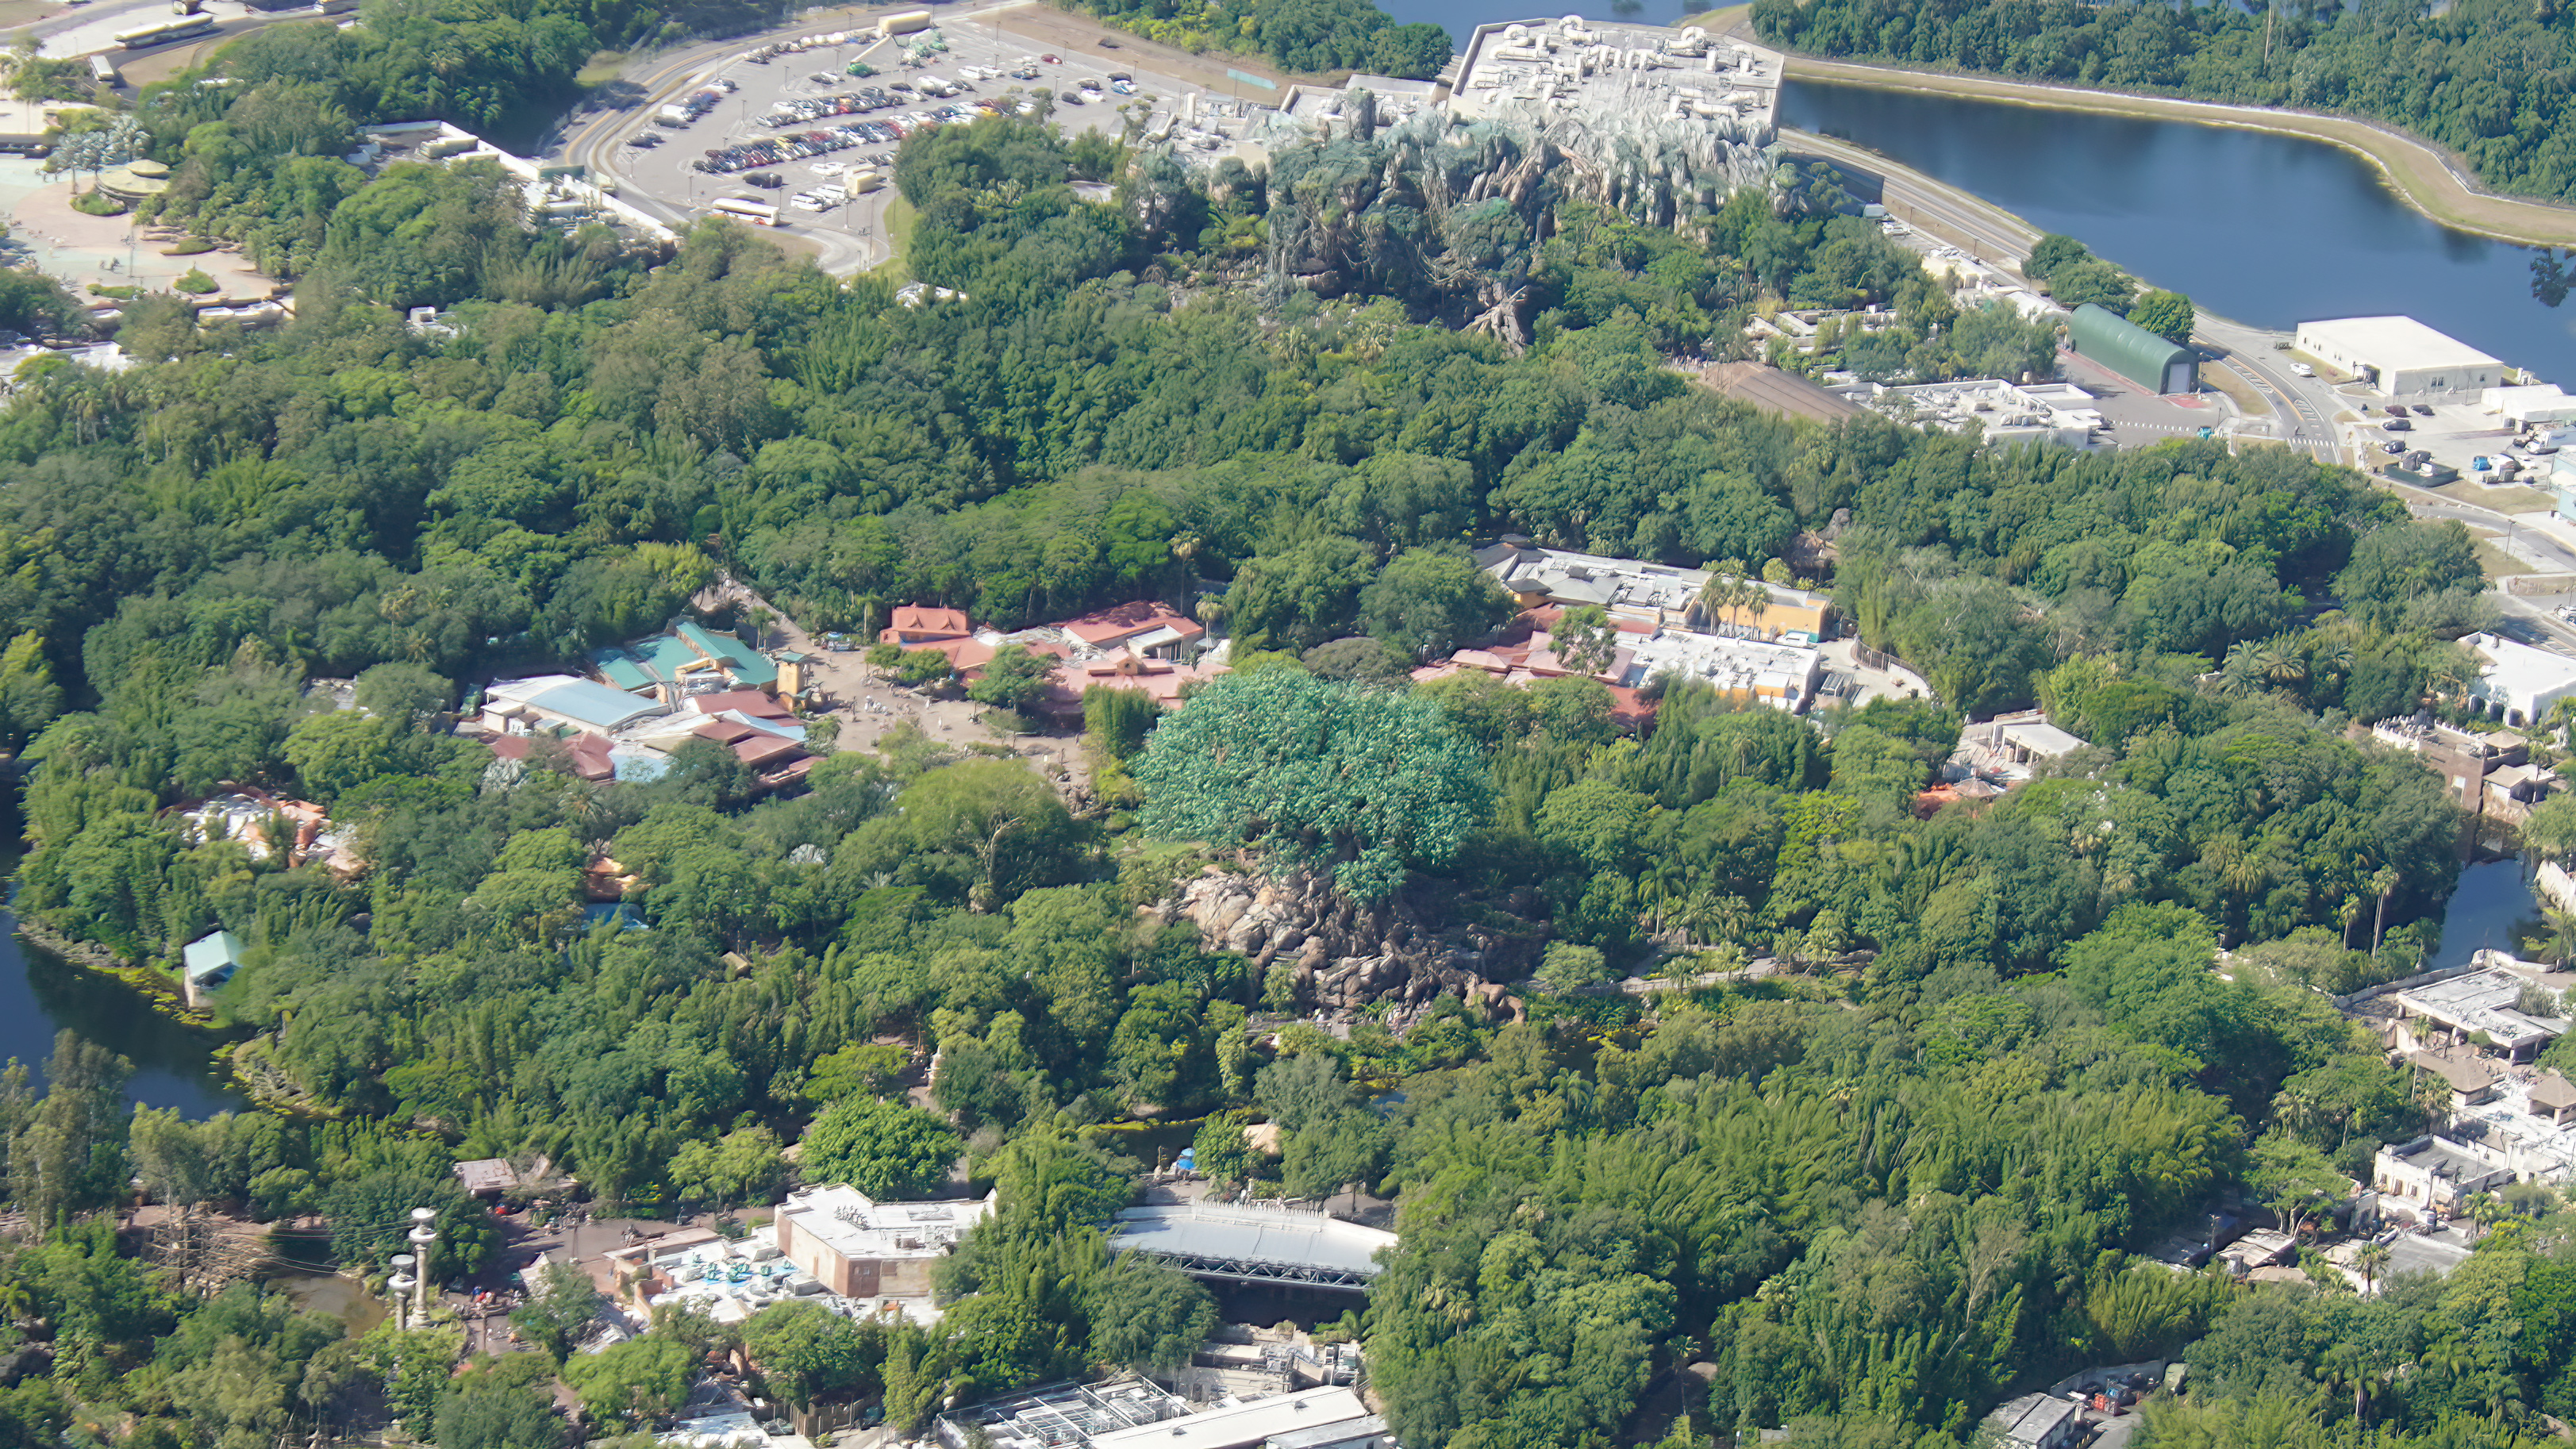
{"left": 1687, "top": 18, "right": 2576, "bottom": 249}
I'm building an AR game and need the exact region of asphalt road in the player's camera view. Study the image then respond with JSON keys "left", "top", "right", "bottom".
{"left": 38, "top": 0, "right": 329, "bottom": 71}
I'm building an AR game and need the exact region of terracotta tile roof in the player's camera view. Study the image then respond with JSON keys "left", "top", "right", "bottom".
{"left": 1060, "top": 599, "right": 1205, "bottom": 648}
{"left": 884, "top": 605, "right": 972, "bottom": 640}
{"left": 690, "top": 690, "right": 792, "bottom": 720}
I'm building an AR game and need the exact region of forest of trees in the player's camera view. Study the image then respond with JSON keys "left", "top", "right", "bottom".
{"left": 0, "top": 17, "right": 2545, "bottom": 1447}
{"left": 1754, "top": 0, "right": 2576, "bottom": 202}
{"left": 1040, "top": 0, "right": 1454, "bottom": 79}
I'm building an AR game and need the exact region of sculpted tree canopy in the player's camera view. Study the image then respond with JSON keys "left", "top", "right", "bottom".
{"left": 1132, "top": 671, "right": 1491, "bottom": 899}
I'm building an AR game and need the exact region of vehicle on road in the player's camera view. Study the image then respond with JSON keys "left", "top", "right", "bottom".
{"left": 711, "top": 196, "right": 782, "bottom": 226}
{"left": 87, "top": 54, "right": 121, "bottom": 86}
{"left": 2290, "top": 363, "right": 2314, "bottom": 377}
{"left": 116, "top": 14, "right": 217, "bottom": 47}
{"left": 1042, "top": 52, "right": 1059, "bottom": 62}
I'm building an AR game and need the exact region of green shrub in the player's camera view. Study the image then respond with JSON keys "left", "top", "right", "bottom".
{"left": 163, "top": 238, "right": 214, "bottom": 256}
{"left": 175, "top": 267, "right": 217, "bottom": 295}
{"left": 70, "top": 191, "right": 123, "bottom": 217}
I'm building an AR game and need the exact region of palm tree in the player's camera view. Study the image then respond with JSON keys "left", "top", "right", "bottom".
{"left": 2370, "top": 865, "right": 2402, "bottom": 961}
{"left": 2355, "top": 1241, "right": 2392, "bottom": 1297}
{"left": 2319, "top": 1342, "right": 2370, "bottom": 1424}
{"left": 2469, "top": 1191, "right": 2510, "bottom": 1240}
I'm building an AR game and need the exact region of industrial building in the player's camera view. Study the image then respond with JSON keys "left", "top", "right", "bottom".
{"left": 2067, "top": 303, "right": 2197, "bottom": 395}
{"left": 1840, "top": 376, "right": 2104, "bottom": 448}
{"left": 2293, "top": 316, "right": 2503, "bottom": 398}
{"left": 936, "top": 1381, "right": 1389, "bottom": 1449}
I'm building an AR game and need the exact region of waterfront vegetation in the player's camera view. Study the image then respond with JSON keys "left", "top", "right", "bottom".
{"left": 0, "top": 25, "right": 2558, "bottom": 1449}
{"left": 1043, "top": 0, "right": 1455, "bottom": 78}
{"left": 1755, "top": 0, "right": 2576, "bottom": 204}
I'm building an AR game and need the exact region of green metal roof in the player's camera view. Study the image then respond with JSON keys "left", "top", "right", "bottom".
{"left": 635, "top": 632, "right": 702, "bottom": 682}
{"left": 2068, "top": 303, "right": 2194, "bottom": 391}
{"left": 677, "top": 621, "right": 777, "bottom": 686}
{"left": 592, "top": 648, "right": 655, "bottom": 692}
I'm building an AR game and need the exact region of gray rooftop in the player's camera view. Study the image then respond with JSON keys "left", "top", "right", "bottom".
{"left": 1109, "top": 1205, "right": 1396, "bottom": 1289}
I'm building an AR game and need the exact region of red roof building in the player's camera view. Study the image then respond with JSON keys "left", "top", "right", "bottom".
{"left": 882, "top": 605, "right": 974, "bottom": 645}
{"left": 1057, "top": 600, "right": 1205, "bottom": 659}
{"left": 689, "top": 690, "right": 795, "bottom": 721}
{"left": 485, "top": 730, "right": 617, "bottom": 782}
{"left": 1041, "top": 649, "right": 1228, "bottom": 716}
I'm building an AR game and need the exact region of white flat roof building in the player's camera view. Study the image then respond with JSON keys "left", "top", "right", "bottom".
{"left": 1086, "top": 1389, "right": 1383, "bottom": 1449}
{"left": 2293, "top": 316, "right": 2504, "bottom": 398}
{"left": 774, "top": 1185, "right": 996, "bottom": 1299}
{"left": 2484, "top": 383, "right": 2576, "bottom": 423}
{"left": 2462, "top": 630, "right": 2576, "bottom": 728}
{"left": 1841, "top": 377, "right": 2102, "bottom": 449}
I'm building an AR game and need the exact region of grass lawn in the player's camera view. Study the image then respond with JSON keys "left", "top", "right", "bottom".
{"left": 576, "top": 51, "right": 629, "bottom": 89}
{"left": 2198, "top": 362, "right": 2265, "bottom": 417}
{"left": 2474, "top": 540, "right": 2537, "bottom": 578}
{"left": 2433, "top": 482, "right": 2556, "bottom": 513}
{"left": 873, "top": 193, "right": 915, "bottom": 283}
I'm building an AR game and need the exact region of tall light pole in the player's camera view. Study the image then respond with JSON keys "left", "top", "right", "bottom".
{"left": 406, "top": 1207, "right": 440, "bottom": 1328}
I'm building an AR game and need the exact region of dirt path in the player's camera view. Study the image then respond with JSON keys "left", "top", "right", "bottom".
{"left": 1678, "top": 13, "right": 2576, "bottom": 249}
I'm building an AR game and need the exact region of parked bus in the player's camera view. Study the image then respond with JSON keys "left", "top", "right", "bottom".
{"left": 86, "top": 54, "right": 121, "bottom": 86}
{"left": 709, "top": 197, "right": 781, "bottom": 227}
{"left": 116, "top": 15, "right": 217, "bottom": 47}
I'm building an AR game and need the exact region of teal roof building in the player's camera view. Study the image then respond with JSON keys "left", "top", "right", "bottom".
{"left": 2068, "top": 303, "right": 2197, "bottom": 395}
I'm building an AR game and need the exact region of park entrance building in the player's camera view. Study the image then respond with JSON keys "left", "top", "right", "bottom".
{"left": 2069, "top": 303, "right": 2197, "bottom": 395}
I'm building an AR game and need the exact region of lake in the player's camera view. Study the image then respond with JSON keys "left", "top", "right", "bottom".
{"left": 1774, "top": 80, "right": 2576, "bottom": 382}
{"left": 1378, "top": 0, "right": 2576, "bottom": 381}
{"left": 0, "top": 794, "right": 242, "bottom": 1119}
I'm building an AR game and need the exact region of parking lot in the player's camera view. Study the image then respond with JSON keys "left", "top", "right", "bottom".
{"left": 2340, "top": 390, "right": 2559, "bottom": 490}
{"left": 598, "top": 11, "right": 1256, "bottom": 268}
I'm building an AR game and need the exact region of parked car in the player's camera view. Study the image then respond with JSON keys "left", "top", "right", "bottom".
{"left": 2383, "top": 418, "right": 2413, "bottom": 431}
{"left": 2384, "top": 404, "right": 2409, "bottom": 417}
{"left": 744, "top": 171, "right": 785, "bottom": 188}
{"left": 2290, "top": 362, "right": 2316, "bottom": 377}
{"left": 2414, "top": 403, "right": 2436, "bottom": 415}
{"left": 2380, "top": 440, "right": 2405, "bottom": 454}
